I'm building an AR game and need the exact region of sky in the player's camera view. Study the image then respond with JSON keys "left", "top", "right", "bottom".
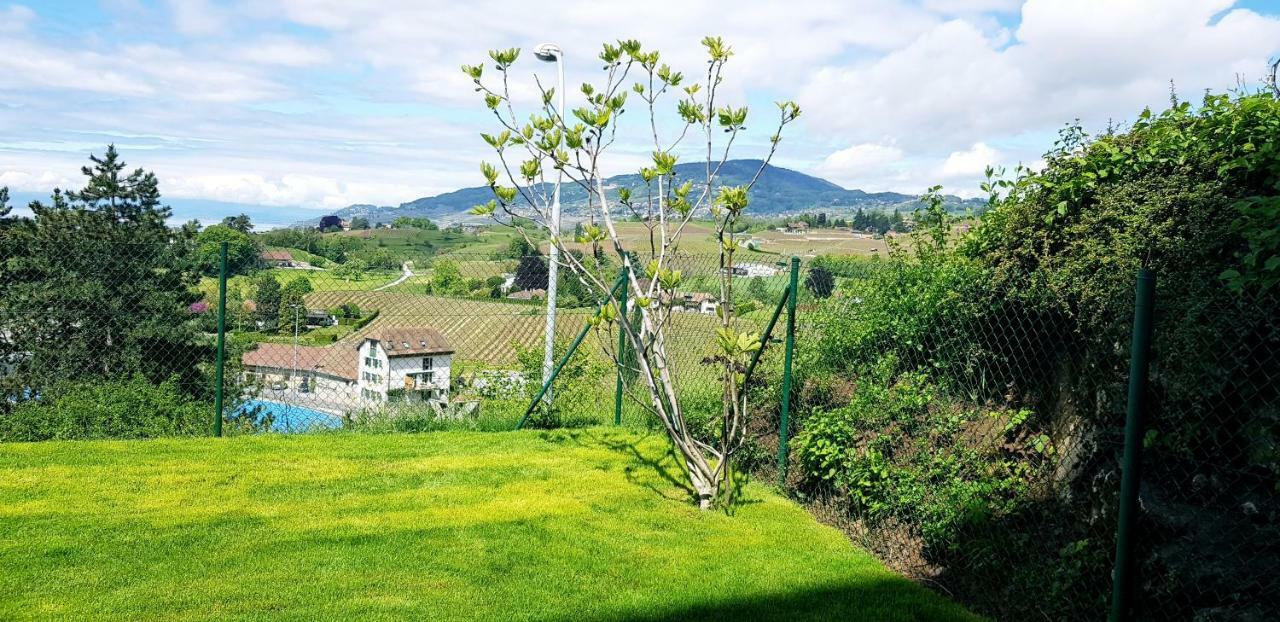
{"left": 1, "top": 0, "right": 1279, "bottom": 223}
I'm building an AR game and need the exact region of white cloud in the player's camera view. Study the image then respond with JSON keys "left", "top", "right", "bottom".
{"left": 813, "top": 143, "right": 907, "bottom": 187}
{"left": 0, "top": 4, "right": 35, "bottom": 33}
{"left": 165, "top": 0, "right": 226, "bottom": 36}
{"left": 161, "top": 173, "right": 421, "bottom": 210}
{"left": 924, "top": 0, "right": 1021, "bottom": 13}
{"left": 0, "top": 169, "right": 74, "bottom": 192}
{"left": 799, "top": 1, "right": 1280, "bottom": 154}
{"left": 940, "top": 142, "right": 999, "bottom": 178}
{"left": 233, "top": 37, "right": 332, "bottom": 67}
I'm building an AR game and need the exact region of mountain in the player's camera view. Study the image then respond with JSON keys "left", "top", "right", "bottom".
{"left": 294, "top": 160, "right": 983, "bottom": 227}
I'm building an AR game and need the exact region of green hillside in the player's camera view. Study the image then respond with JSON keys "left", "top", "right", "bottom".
{"left": 306, "top": 160, "right": 984, "bottom": 226}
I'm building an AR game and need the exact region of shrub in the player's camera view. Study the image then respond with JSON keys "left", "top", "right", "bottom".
{"left": 0, "top": 376, "right": 209, "bottom": 442}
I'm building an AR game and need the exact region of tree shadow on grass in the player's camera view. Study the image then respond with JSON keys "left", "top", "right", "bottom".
{"left": 556, "top": 428, "right": 696, "bottom": 504}
{"left": 533, "top": 580, "right": 979, "bottom": 622}
{"left": 555, "top": 428, "right": 765, "bottom": 512}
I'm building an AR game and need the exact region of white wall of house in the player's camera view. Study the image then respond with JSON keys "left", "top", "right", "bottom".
{"left": 388, "top": 353, "right": 452, "bottom": 401}
{"left": 357, "top": 339, "right": 451, "bottom": 403}
{"left": 357, "top": 340, "right": 389, "bottom": 401}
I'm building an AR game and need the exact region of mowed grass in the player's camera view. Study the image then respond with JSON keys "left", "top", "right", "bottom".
{"left": 0, "top": 431, "right": 977, "bottom": 621}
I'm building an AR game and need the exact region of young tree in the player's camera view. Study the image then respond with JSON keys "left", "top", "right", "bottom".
{"left": 253, "top": 274, "right": 282, "bottom": 331}
{"left": 349, "top": 216, "right": 371, "bottom": 230}
{"left": 332, "top": 258, "right": 367, "bottom": 282}
{"left": 464, "top": 38, "right": 799, "bottom": 508}
{"left": 220, "top": 213, "right": 253, "bottom": 233}
{"left": 432, "top": 259, "right": 463, "bottom": 293}
{"left": 804, "top": 265, "right": 835, "bottom": 299}
{"left": 505, "top": 236, "right": 537, "bottom": 259}
{"left": 195, "top": 224, "right": 259, "bottom": 274}
{"left": 279, "top": 276, "right": 314, "bottom": 331}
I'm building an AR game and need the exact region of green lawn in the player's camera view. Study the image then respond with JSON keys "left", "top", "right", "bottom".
{"left": 0, "top": 431, "right": 976, "bottom": 621}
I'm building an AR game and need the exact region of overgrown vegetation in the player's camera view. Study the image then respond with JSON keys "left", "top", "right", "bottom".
{"left": 787, "top": 90, "right": 1280, "bottom": 620}
{"left": 0, "top": 375, "right": 208, "bottom": 442}
{"left": 0, "top": 146, "right": 211, "bottom": 419}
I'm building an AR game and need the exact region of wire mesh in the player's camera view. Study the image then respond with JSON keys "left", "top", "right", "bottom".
{"left": 3, "top": 232, "right": 1274, "bottom": 620}
{"left": 214, "top": 249, "right": 793, "bottom": 434}
{"left": 776, "top": 255, "right": 1279, "bottom": 621}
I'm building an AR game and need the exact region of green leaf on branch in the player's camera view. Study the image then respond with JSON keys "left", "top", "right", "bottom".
{"left": 481, "top": 162, "right": 499, "bottom": 185}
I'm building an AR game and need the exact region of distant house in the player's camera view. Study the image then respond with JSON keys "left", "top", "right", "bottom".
{"left": 357, "top": 327, "right": 454, "bottom": 403}
{"left": 241, "top": 326, "right": 454, "bottom": 410}
{"left": 629, "top": 279, "right": 719, "bottom": 315}
{"left": 730, "top": 262, "right": 779, "bottom": 278}
{"left": 507, "top": 289, "right": 546, "bottom": 301}
{"left": 305, "top": 310, "right": 337, "bottom": 327}
{"left": 242, "top": 343, "right": 358, "bottom": 407}
{"left": 675, "top": 292, "right": 719, "bottom": 315}
{"left": 260, "top": 250, "right": 295, "bottom": 268}
{"left": 785, "top": 221, "right": 809, "bottom": 233}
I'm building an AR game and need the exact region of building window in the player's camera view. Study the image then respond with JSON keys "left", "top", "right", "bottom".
{"left": 362, "top": 371, "right": 382, "bottom": 384}
{"left": 423, "top": 357, "right": 433, "bottom": 370}
{"left": 364, "top": 356, "right": 381, "bottom": 369}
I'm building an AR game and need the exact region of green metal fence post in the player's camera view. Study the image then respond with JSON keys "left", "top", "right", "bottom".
{"left": 777, "top": 256, "right": 800, "bottom": 487}
{"left": 1109, "top": 267, "right": 1156, "bottom": 622}
{"left": 742, "top": 281, "right": 791, "bottom": 389}
{"left": 614, "top": 269, "right": 629, "bottom": 426}
{"left": 517, "top": 273, "right": 628, "bottom": 431}
{"left": 213, "top": 241, "right": 228, "bottom": 438}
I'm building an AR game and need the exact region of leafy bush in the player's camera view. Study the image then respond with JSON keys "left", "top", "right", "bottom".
{"left": 514, "top": 339, "right": 607, "bottom": 428}
{"left": 0, "top": 376, "right": 209, "bottom": 442}
{"left": 790, "top": 91, "right": 1280, "bottom": 620}
{"left": 795, "top": 356, "right": 1045, "bottom": 550}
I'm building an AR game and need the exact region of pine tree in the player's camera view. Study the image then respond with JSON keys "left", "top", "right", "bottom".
{"left": 514, "top": 255, "right": 549, "bottom": 291}
{"left": 0, "top": 147, "right": 207, "bottom": 409}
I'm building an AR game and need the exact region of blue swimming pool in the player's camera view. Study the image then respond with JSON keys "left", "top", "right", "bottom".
{"left": 234, "top": 399, "right": 343, "bottom": 433}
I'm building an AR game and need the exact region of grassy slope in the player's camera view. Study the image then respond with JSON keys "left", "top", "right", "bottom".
{"left": 0, "top": 431, "right": 976, "bottom": 622}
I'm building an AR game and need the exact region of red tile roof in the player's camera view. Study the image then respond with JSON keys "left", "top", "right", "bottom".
{"left": 241, "top": 343, "right": 357, "bottom": 380}
{"left": 363, "top": 327, "right": 454, "bottom": 356}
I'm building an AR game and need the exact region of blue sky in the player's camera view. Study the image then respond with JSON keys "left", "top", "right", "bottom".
{"left": 2, "top": 0, "right": 1278, "bottom": 224}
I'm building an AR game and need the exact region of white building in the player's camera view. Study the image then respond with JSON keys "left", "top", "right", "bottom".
{"left": 730, "top": 262, "right": 780, "bottom": 278}
{"left": 356, "top": 327, "right": 454, "bottom": 403}
{"left": 242, "top": 326, "right": 454, "bottom": 412}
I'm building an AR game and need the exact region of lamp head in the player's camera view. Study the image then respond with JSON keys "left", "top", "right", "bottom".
{"left": 533, "top": 43, "right": 562, "bottom": 62}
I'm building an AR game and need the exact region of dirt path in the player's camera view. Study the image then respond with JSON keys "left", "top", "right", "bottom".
{"left": 373, "top": 262, "right": 414, "bottom": 291}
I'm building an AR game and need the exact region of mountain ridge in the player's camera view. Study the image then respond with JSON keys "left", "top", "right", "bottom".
{"left": 295, "top": 160, "right": 983, "bottom": 227}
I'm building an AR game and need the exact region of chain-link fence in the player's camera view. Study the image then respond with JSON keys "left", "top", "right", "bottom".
{"left": 769, "top": 255, "right": 1280, "bottom": 621}
{"left": 211, "top": 249, "right": 795, "bottom": 435}
{"left": 2, "top": 235, "right": 1275, "bottom": 620}
{"left": 0, "top": 239, "right": 215, "bottom": 440}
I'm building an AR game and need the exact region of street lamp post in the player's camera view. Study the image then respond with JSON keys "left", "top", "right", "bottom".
{"left": 291, "top": 304, "right": 301, "bottom": 391}
{"left": 534, "top": 42, "right": 564, "bottom": 405}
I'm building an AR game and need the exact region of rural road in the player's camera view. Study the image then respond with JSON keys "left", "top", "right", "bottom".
{"left": 373, "top": 262, "right": 414, "bottom": 291}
